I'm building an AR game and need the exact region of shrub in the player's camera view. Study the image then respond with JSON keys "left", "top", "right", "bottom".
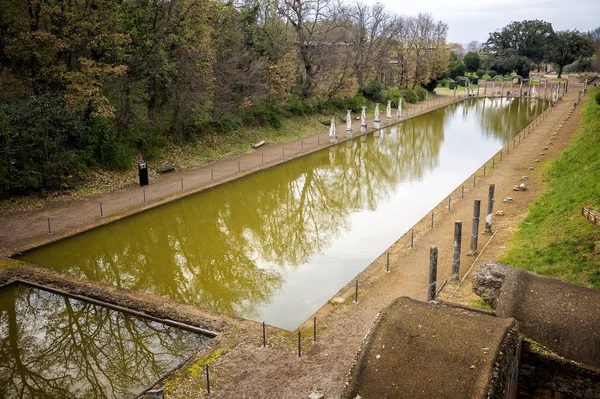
{"left": 439, "top": 79, "right": 448, "bottom": 87}
{"left": 414, "top": 85, "right": 427, "bottom": 101}
{"left": 448, "top": 81, "right": 457, "bottom": 89}
{"left": 470, "top": 76, "right": 479, "bottom": 85}
{"left": 243, "top": 99, "right": 283, "bottom": 128}
{"left": 447, "top": 61, "right": 466, "bottom": 80}
{"left": 340, "top": 93, "right": 368, "bottom": 112}
{"left": 487, "top": 70, "right": 497, "bottom": 78}
{"left": 361, "top": 80, "right": 385, "bottom": 103}
{"left": 0, "top": 96, "right": 94, "bottom": 194}
{"left": 286, "top": 95, "right": 309, "bottom": 116}
{"left": 90, "top": 117, "right": 131, "bottom": 170}
{"left": 383, "top": 87, "right": 402, "bottom": 107}
{"left": 401, "top": 88, "right": 418, "bottom": 104}
{"left": 123, "top": 123, "right": 165, "bottom": 161}
{"left": 213, "top": 118, "right": 241, "bottom": 134}
{"left": 595, "top": 90, "right": 600, "bottom": 106}
{"left": 476, "top": 69, "right": 486, "bottom": 78}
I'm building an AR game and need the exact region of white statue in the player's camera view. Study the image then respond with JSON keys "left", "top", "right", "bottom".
{"left": 386, "top": 101, "right": 392, "bottom": 119}
{"left": 328, "top": 117, "right": 337, "bottom": 143}
{"left": 397, "top": 98, "right": 403, "bottom": 120}
{"left": 360, "top": 106, "right": 367, "bottom": 126}
{"left": 374, "top": 103, "right": 380, "bottom": 122}
{"left": 346, "top": 110, "right": 352, "bottom": 131}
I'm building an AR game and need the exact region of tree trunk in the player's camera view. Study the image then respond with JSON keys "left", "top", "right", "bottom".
{"left": 557, "top": 64, "right": 564, "bottom": 79}
{"left": 299, "top": 44, "right": 314, "bottom": 99}
{"left": 515, "top": 66, "right": 530, "bottom": 81}
{"left": 148, "top": 65, "right": 157, "bottom": 124}
{"left": 118, "top": 72, "right": 132, "bottom": 136}
{"left": 301, "top": 64, "right": 313, "bottom": 99}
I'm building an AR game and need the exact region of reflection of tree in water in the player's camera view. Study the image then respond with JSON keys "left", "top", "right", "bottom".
{"left": 22, "top": 121, "right": 447, "bottom": 319}
{"left": 474, "top": 97, "right": 547, "bottom": 142}
{"left": 0, "top": 284, "right": 209, "bottom": 399}
{"left": 21, "top": 98, "right": 544, "bottom": 320}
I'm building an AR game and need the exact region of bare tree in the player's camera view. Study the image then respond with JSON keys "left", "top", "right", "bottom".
{"left": 278, "top": 0, "right": 345, "bottom": 98}
{"left": 408, "top": 13, "right": 449, "bottom": 88}
{"left": 348, "top": 2, "right": 399, "bottom": 86}
{"left": 467, "top": 40, "right": 481, "bottom": 52}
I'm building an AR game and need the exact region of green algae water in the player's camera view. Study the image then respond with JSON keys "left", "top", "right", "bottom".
{"left": 0, "top": 283, "right": 210, "bottom": 398}
{"left": 21, "top": 98, "right": 547, "bottom": 330}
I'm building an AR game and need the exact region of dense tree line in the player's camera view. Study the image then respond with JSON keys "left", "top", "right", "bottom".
{"left": 0, "top": 0, "right": 450, "bottom": 195}
{"left": 482, "top": 20, "right": 596, "bottom": 79}
{"left": 441, "top": 21, "right": 597, "bottom": 93}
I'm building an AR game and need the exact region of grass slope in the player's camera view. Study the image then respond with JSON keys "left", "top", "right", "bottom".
{"left": 500, "top": 88, "right": 600, "bottom": 289}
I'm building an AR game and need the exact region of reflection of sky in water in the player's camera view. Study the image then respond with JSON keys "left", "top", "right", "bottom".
{"left": 21, "top": 98, "right": 547, "bottom": 331}
{"left": 259, "top": 98, "right": 524, "bottom": 326}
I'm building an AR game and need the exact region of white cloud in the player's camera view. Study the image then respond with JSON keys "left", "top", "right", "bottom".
{"left": 363, "top": 0, "right": 600, "bottom": 43}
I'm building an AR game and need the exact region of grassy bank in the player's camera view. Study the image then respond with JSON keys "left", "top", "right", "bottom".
{"left": 500, "top": 88, "right": 600, "bottom": 288}
{"left": 159, "top": 113, "right": 329, "bottom": 169}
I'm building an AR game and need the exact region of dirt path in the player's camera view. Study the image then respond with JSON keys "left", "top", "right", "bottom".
{"left": 0, "top": 81, "right": 586, "bottom": 398}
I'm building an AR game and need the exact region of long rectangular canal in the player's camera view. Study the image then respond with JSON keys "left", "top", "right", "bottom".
{"left": 19, "top": 97, "right": 547, "bottom": 330}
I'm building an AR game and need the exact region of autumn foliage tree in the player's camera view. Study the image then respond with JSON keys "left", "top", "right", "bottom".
{"left": 0, "top": 0, "right": 451, "bottom": 195}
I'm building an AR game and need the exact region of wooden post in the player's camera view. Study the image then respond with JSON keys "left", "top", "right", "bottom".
{"left": 47, "top": 217, "right": 52, "bottom": 235}
{"left": 206, "top": 365, "right": 211, "bottom": 394}
{"left": 451, "top": 221, "right": 462, "bottom": 280}
{"left": 262, "top": 322, "right": 266, "bottom": 347}
{"left": 485, "top": 184, "right": 495, "bottom": 233}
{"left": 428, "top": 245, "right": 438, "bottom": 301}
{"left": 470, "top": 200, "right": 481, "bottom": 255}
{"left": 298, "top": 331, "right": 302, "bottom": 357}
{"left": 386, "top": 251, "right": 390, "bottom": 272}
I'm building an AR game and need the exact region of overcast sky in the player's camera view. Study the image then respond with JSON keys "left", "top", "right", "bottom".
{"left": 365, "top": 0, "right": 600, "bottom": 45}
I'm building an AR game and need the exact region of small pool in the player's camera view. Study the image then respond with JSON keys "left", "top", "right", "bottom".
{"left": 0, "top": 283, "right": 211, "bottom": 398}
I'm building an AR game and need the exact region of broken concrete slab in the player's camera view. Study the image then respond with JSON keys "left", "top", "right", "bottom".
{"left": 473, "top": 261, "right": 600, "bottom": 369}
{"left": 343, "top": 297, "right": 519, "bottom": 399}
{"left": 473, "top": 261, "right": 511, "bottom": 309}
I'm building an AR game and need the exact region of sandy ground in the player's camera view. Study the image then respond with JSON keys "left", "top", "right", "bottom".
{"left": 0, "top": 79, "right": 586, "bottom": 398}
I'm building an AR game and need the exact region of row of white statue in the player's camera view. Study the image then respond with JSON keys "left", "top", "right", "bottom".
{"left": 329, "top": 99, "right": 403, "bottom": 142}
{"left": 328, "top": 80, "right": 567, "bottom": 142}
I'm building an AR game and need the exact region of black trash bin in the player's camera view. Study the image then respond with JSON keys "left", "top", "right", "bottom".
{"left": 138, "top": 161, "right": 149, "bottom": 186}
